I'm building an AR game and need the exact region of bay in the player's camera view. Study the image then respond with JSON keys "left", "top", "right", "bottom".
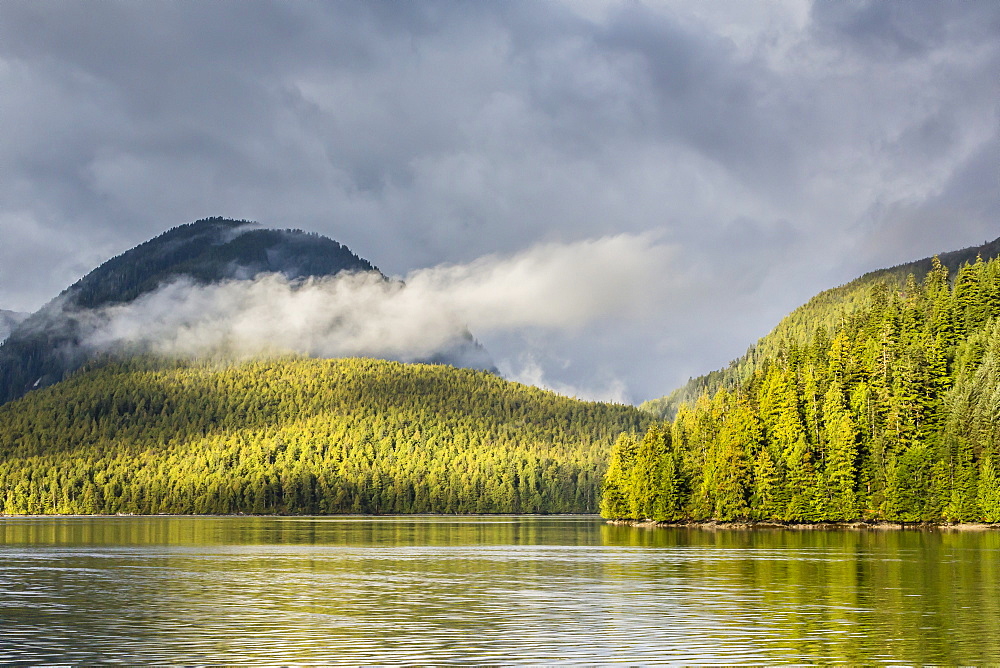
{"left": 0, "top": 515, "right": 998, "bottom": 664}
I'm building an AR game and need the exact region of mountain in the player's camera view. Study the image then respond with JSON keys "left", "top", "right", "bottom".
{"left": 644, "top": 236, "right": 1000, "bottom": 420}
{"left": 0, "top": 357, "right": 649, "bottom": 515}
{"left": 607, "top": 238, "right": 1000, "bottom": 524}
{"left": 0, "top": 218, "right": 492, "bottom": 406}
{"left": 61, "top": 217, "right": 379, "bottom": 310}
{"left": 0, "top": 310, "right": 28, "bottom": 343}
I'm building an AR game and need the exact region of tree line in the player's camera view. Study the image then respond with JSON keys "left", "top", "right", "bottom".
{"left": 0, "top": 357, "right": 648, "bottom": 515}
{"left": 605, "top": 255, "right": 1000, "bottom": 523}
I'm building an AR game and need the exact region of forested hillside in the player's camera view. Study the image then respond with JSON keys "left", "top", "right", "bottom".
{"left": 605, "top": 253, "right": 1000, "bottom": 523}
{"left": 61, "top": 218, "right": 378, "bottom": 311}
{"left": 645, "top": 236, "right": 1000, "bottom": 420}
{"left": 0, "top": 357, "right": 648, "bottom": 515}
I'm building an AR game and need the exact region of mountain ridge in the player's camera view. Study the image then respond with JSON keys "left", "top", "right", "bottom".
{"left": 0, "top": 217, "right": 491, "bottom": 406}
{"left": 644, "top": 235, "right": 1000, "bottom": 419}
{"left": 60, "top": 218, "right": 379, "bottom": 311}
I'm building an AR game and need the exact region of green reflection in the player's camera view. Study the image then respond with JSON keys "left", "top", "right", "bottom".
{"left": 0, "top": 514, "right": 604, "bottom": 547}
{"left": 599, "top": 524, "right": 1000, "bottom": 663}
{"left": 0, "top": 517, "right": 998, "bottom": 664}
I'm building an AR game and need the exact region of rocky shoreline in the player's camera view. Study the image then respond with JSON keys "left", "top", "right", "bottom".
{"left": 607, "top": 519, "right": 1000, "bottom": 531}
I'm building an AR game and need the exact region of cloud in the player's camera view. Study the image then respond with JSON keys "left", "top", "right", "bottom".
{"left": 77, "top": 234, "right": 676, "bottom": 377}
{"left": 499, "top": 352, "right": 630, "bottom": 404}
{"left": 404, "top": 233, "right": 671, "bottom": 330}
{"left": 1, "top": 1, "right": 998, "bottom": 402}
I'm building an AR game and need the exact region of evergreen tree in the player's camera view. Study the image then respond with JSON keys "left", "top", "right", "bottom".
{"left": 628, "top": 425, "right": 667, "bottom": 519}
{"left": 750, "top": 446, "right": 782, "bottom": 520}
{"left": 600, "top": 433, "right": 639, "bottom": 519}
{"left": 823, "top": 382, "right": 858, "bottom": 520}
{"left": 978, "top": 455, "right": 1000, "bottom": 523}
{"left": 608, "top": 249, "right": 1000, "bottom": 524}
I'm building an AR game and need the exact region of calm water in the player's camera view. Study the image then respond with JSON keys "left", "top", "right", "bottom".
{"left": 1, "top": 516, "right": 998, "bottom": 664}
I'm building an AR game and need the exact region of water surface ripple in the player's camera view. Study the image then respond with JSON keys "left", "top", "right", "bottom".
{"left": 0, "top": 516, "right": 997, "bottom": 664}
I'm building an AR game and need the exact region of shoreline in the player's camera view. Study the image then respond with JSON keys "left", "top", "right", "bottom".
{"left": 0, "top": 512, "right": 599, "bottom": 519}
{"left": 607, "top": 519, "right": 1000, "bottom": 531}
{"left": 2, "top": 513, "right": 995, "bottom": 530}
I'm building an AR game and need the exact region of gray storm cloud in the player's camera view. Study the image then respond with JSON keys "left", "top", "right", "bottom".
{"left": 79, "top": 234, "right": 675, "bottom": 364}
{"left": 2, "top": 1, "right": 997, "bottom": 401}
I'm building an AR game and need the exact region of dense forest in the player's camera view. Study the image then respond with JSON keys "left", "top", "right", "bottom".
{"left": 644, "top": 236, "right": 1000, "bottom": 420}
{"left": 605, "top": 253, "right": 1000, "bottom": 523}
{"left": 0, "top": 357, "right": 648, "bottom": 515}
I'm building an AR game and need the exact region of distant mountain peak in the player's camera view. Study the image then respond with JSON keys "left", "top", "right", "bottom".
{"left": 0, "top": 218, "right": 492, "bottom": 406}
{"left": 62, "top": 218, "right": 377, "bottom": 311}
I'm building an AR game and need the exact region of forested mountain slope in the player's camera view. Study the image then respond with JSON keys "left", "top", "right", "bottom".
{"left": 0, "top": 218, "right": 376, "bottom": 406}
{"left": 61, "top": 217, "right": 378, "bottom": 311}
{"left": 0, "top": 357, "right": 649, "bottom": 515}
{"left": 645, "top": 236, "right": 1000, "bottom": 420}
{"left": 606, "top": 250, "right": 1000, "bottom": 524}
{"left": 0, "top": 218, "right": 492, "bottom": 406}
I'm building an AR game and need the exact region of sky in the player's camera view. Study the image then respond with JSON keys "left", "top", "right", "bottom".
{"left": 1, "top": 0, "right": 998, "bottom": 404}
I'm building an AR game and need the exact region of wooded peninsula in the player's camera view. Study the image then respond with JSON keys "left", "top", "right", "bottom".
{"left": 603, "top": 254, "right": 1000, "bottom": 524}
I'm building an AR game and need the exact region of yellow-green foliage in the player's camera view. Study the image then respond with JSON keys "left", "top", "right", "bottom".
{"left": 0, "top": 357, "right": 649, "bottom": 515}
{"left": 610, "top": 255, "right": 1000, "bottom": 523}
{"left": 644, "top": 238, "right": 1000, "bottom": 420}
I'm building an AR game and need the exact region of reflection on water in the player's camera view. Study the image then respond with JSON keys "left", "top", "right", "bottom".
{"left": 1, "top": 516, "right": 998, "bottom": 664}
